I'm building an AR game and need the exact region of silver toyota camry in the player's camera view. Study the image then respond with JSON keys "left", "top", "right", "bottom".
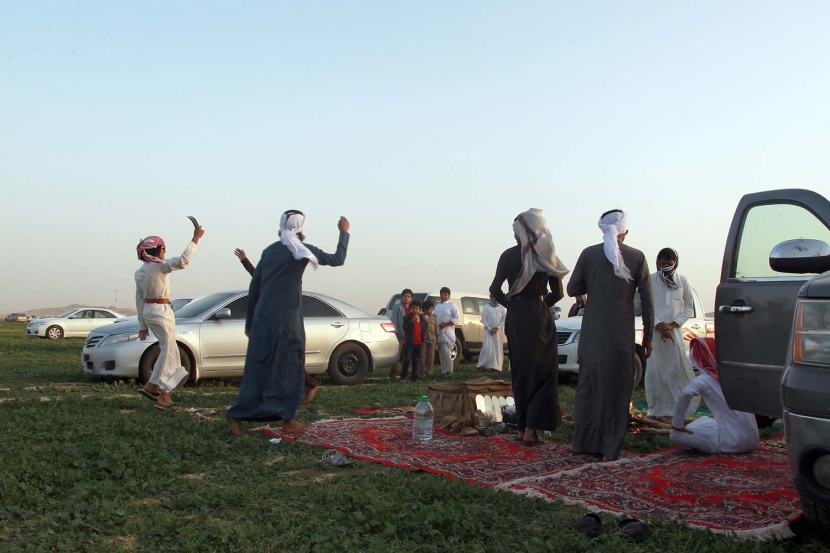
{"left": 81, "top": 290, "right": 399, "bottom": 385}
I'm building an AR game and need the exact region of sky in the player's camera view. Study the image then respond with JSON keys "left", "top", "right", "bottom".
{"left": 2, "top": 1, "right": 830, "bottom": 316}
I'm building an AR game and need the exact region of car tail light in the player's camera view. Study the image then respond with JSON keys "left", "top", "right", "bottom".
{"left": 792, "top": 299, "right": 830, "bottom": 365}
{"left": 381, "top": 322, "right": 396, "bottom": 333}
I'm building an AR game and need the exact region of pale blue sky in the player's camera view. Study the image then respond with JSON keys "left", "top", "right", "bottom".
{"left": 2, "top": 1, "right": 829, "bottom": 315}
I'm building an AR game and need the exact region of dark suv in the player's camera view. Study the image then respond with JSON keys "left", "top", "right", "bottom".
{"left": 716, "top": 189, "right": 830, "bottom": 535}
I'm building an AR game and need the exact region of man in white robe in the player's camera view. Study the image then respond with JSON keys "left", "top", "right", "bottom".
{"left": 477, "top": 296, "right": 506, "bottom": 372}
{"left": 670, "top": 337, "right": 759, "bottom": 454}
{"left": 645, "top": 248, "right": 699, "bottom": 421}
{"left": 434, "top": 287, "right": 460, "bottom": 376}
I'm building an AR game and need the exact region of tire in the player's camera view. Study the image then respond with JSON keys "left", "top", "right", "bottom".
{"left": 801, "top": 498, "right": 830, "bottom": 539}
{"left": 558, "top": 372, "right": 573, "bottom": 384}
{"left": 451, "top": 338, "right": 462, "bottom": 368}
{"left": 138, "top": 343, "right": 192, "bottom": 386}
{"left": 45, "top": 326, "right": 64, "bottom": 340}
{"left": 327, "top": 342, "right": 369, "bottom": 385}
{"left": 632, "top": 351, "right": 644, "bottom": 389}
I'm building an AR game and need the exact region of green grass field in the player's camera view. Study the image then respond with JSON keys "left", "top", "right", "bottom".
{"left": 0, "top": 321, "right": 826, "bottom": 552}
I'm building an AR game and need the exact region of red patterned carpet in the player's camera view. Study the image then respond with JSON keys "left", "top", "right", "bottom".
{"left": 260, "top": 417, "right": 800, "bottom": 539}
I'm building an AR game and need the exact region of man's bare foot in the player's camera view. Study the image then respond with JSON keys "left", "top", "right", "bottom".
{"left": 143, "top": 383, "right": 160, "bottom": 394}
{"left": 228, "top": 418, "right": 244, "bottom": 436}
{"left": 156, "top": 391, "right": 173, "bottom": 408}
{"left": 282, "top": 419, "right": 309, "bottom": 432}
{"left": 303, "top": 386, "right": 318, "bottom": 404}
{"left": 601, "top": 456, "right": 618, "bottom": 462}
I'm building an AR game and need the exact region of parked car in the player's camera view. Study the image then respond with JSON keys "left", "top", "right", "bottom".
{"left": 4, "top": 313, "right": 28, "bottom": 323}
{"left": 82, "top": 290, "right": 399, "bottom": 386}
{"left": 555, "top": 287, "right": 712, "bottom": 386}
{"left": 27, "top": 308, "right": 127, "bottom": 339}
{"left": 111, "top": 297, "right": 199, "bottom": 325}
{"left": 380, "top": 291, "right": 506, "bottom": 367}
{"left": 715, "top": 189, "right": 830, "bottom": 536}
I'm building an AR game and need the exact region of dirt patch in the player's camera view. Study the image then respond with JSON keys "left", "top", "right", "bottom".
{"left": 119, "top": 409, "right": 137, "bottom": 415}
{"left": 115, "top": 535, "right": 138, "bottom": 550}
{"left": 265, "top": 455, "right": 286, "bottom": 466}
{"left": 283, "top": 469, "right": 340, "bottom": 484}
{"left": 177, "top": 473, "right": 208, "bottom": 480}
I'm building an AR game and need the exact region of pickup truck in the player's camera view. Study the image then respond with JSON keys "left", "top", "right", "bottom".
{"left": 716, "top": 188, "right": 830, "bottom": 537}
{"left": 556, "top": 287, "right": 712, "bottom": 386}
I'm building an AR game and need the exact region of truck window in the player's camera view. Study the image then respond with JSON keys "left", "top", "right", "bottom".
{"left": 461, "top": 297, "right": 478, "bottom": 315}
{"left": 735, "top": 203, "right": 830, "bottom": 279}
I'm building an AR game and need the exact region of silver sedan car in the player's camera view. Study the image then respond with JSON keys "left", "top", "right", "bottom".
{"left": 81, "top": 290, "right": 399, "bottom": 385}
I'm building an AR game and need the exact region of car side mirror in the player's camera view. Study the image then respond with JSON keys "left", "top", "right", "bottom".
{"left": 769, "top": 239, "right": 830, "bottom": 274}
{"left": 213, "top": 308, "right": 232, "bottom": 320}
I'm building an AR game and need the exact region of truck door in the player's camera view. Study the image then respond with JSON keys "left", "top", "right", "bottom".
{"left": 716, "top": 189, "right": 830, "bottom": 417}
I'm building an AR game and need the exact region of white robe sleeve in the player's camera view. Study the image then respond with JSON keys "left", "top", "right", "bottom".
{"left": 161, "top": 241, "right": 198, "bottom": 274}
{"left": 135, "top": 270, "right": 147, "bottom": 331}
{"left": 672, "top": 376, "right": 707, "bottom": 429}
{"left": 674, "top": 275, "right": 695, "bottom": 327}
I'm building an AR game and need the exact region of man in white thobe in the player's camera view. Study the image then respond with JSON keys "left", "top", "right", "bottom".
{"left": 477, "top": 296, "right": 506, "bottom": 372}
{"left": 670, "top": 337, "right": 759, "bottom": 454}
{"left": 645, "top": 248, "right": 700, "bottom": 420}
{"left": 434, "top": 287, "right": 460, "bottom": 376}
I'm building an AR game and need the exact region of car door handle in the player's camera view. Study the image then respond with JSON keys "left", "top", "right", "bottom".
{"left": 330, "top": 322, "right": 346, "bottom": 328}
{"left": 718, "top": 305, "right": 754, "bottom": 313}
{"left": 690, "top": 324, "right": 701, "bottom": 329}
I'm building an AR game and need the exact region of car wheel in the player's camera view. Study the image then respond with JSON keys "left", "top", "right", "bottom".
{"left": 327, "top": 343, "right": 369, "bottom": 385}
{"left": 802, "top": 498, "right": 830, "bottom": 539}
{"left": 451, "top": 339, "right": 462, "bottom": 368}
{"left": 558, "top": 372, "right": 573, "bottom": 384}
{"left": 139, "top": 343, "right": 192, "bottom": 386}
{"left": 45, "top": 326, "right": 64, "bottom": 340}
{"left": 632, "top": 351, "right": 644, "bottom": 389}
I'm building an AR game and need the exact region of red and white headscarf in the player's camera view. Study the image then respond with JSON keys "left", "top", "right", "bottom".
{"left": 689, "top": 336, "right": 718, "bottom": 380}
{"left": 137, "top": 236, "right": 165, "bottom": 264}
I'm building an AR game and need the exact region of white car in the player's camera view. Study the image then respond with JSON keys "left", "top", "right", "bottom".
{"left": 82, "top": 290, "right": 399, "bottom": 386}
{"left": 27, "top": 308, "right": 127, "bottom": 339}
{"left": 111, "top": 297, "right": 198, "bottom": 325}
{"left": 556, "top": 288, "right": 713, "bottom": 385}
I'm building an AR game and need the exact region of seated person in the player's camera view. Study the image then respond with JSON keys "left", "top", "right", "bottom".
{"left": 670, "top": 337, "right": 759, "bottom": 454}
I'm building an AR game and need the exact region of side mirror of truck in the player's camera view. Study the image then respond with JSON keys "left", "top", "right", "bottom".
{"left": 769, "top": 239, "right": 830, "bottom": 275}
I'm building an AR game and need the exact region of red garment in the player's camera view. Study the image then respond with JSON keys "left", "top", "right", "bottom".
{"left": 690, "top": 336, "right": 718, "bottom": 380}
{"left": 411, "top": 314, "right": 423, "bottom": 345}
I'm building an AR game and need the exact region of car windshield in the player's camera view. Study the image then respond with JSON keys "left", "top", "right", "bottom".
{"left": 175, "top": 292, "right": 238, "bottom": 319}
{"left": 56, "top": 310, "right": 76, "bottom": 318}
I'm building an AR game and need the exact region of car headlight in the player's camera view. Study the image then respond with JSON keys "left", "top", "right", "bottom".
{"left": 793, "top": 299, "right": 830, "bottom": 365}
{"left": 99, "top": 333, "right": 140, "bottom": 347}
{"left": 572, "top": 331, "right": 580, "bottom": 343}
{"left": 30, "top": 321, "right": 47, "bottom": 327}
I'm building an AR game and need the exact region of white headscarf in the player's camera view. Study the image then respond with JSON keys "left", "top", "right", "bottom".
{"left": 280, "top": 211, "right": 318, "bottom": 269}
{"left": 507, "top": 209, "right": 570, "bottom": 298}
{"left": 598, "top": 210, "right": 632, "bottom": 281}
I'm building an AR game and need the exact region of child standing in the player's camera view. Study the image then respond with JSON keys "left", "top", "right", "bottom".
{"left": 401, "top": 301, "right": 426, "bottom": 382}
{"left": 420, "top": 301, "right": 438, "bottom": 377}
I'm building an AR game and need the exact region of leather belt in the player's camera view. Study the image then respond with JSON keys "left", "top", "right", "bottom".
{"left": 145, "top": 298, "right": 170, "bottom": 304}
{"left": 512, "top": 295, "right": 544, "bottom": 302}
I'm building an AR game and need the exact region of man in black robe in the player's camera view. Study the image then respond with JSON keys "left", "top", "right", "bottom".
{"left": 227, "top": 211, "right": 349, "bottom": 436}
{"left": 489, "top": 208, "right": 569, "bottom": 445}
{"left": 567, "top": 209, "right": 653, "bottom": 461}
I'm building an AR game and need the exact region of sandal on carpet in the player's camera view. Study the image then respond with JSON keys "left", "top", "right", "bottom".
{"left": 619, "top": 518, "right": 646, "bottom": 543}
{"left": 574, "top": 513, "right": 602, "bottom": 539}
{"left": 320, "top": 449, "right": 353, "bottom": 467}
{"left": 138, "top": 389, "right": 159, "bottom": 403}
{"left": 522, "top": 439, "right": 545, "bottom": 447}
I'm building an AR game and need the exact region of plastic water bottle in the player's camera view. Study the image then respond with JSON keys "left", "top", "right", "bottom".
{"left": 413, "top": 395, "right": 434, "bottom": 441}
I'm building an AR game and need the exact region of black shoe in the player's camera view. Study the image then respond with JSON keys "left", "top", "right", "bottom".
{"left": 619, "top": 518, "right": 646, "bottom": 543}
{"left": 575, "top": 513, "right": 602, "bottom": 539}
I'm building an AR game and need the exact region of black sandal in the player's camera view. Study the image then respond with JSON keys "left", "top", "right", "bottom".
{"left": 574, "top": 513, "right": 602, "bottom": 539}
{"left": 619, "top": 518, "right": 646, "bottom": 543}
